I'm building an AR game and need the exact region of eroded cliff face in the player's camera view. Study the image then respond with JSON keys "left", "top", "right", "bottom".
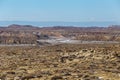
{"left": 0, "top": 24, "right": 120, "bottom": 44}
{"left": 0, "top": 31, "right": 37, "bottom": 44}
{"left": 0, "top": 24, "right": 38, "bottom": 44}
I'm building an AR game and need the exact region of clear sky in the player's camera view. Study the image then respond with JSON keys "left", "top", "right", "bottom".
{"left": 0, "top": 0, "right": 120, "bottom": 22}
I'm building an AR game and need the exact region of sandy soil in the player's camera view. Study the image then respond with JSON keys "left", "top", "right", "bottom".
{"left": 0, "top": 43, "right": 120, "bottom": 80}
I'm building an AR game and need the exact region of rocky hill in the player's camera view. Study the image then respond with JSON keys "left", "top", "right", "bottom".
{"left": 0, "top": 24, "right": 120, "bottom": 44}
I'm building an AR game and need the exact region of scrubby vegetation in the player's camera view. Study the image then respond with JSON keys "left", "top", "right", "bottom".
{"left": 0, "top": 43, "right": 120, "bottom": 80}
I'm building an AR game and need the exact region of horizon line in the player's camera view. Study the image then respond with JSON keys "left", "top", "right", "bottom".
{"left": 0, "top": 20, "right": 120, "bottom": 22}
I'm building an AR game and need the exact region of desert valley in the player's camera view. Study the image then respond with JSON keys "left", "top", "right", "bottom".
{"left": 0, "top": 24, "right": 120, "bottom": 80}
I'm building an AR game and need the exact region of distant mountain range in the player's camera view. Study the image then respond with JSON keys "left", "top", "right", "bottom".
{"left": 0, "top": 21, "right": 120, "bottom": 27}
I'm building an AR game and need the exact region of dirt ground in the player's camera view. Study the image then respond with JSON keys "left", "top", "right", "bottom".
{"left": 0, "top": 43, "right": 120, "bottom": 80}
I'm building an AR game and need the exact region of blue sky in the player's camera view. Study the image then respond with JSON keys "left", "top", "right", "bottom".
{"left": 0, "top": 0, "right": 120, "bottom": 22}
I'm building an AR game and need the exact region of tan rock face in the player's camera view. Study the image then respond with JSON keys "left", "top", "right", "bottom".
{"left": 0, "top": 31, "right": 37, "bottom": 44}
